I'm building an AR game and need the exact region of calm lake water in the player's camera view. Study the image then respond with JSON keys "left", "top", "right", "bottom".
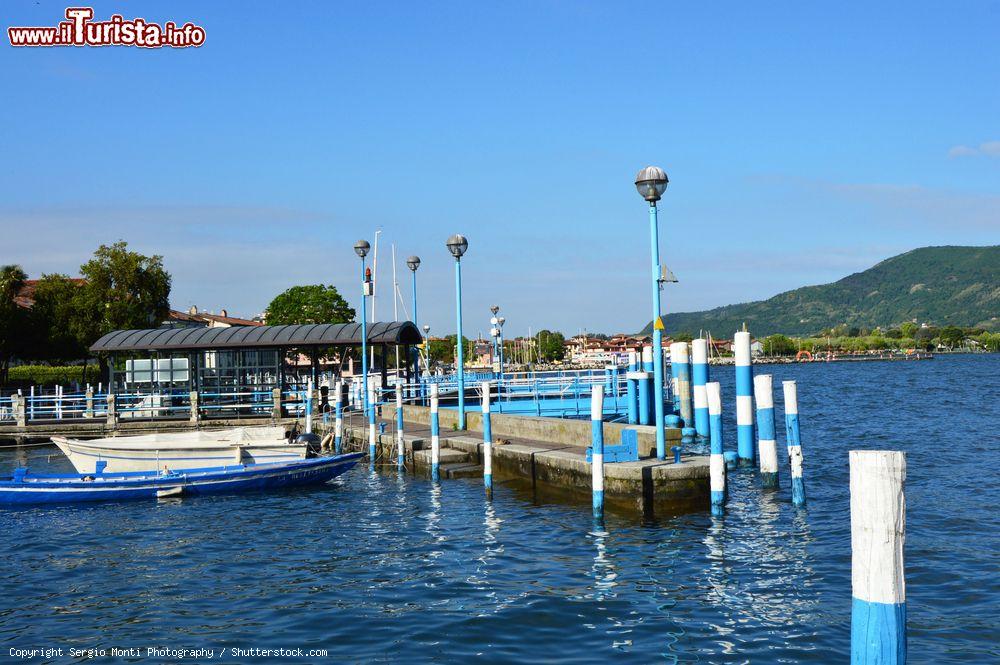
{"left": 2, "top": 355, "right": 998, "bottom": 663}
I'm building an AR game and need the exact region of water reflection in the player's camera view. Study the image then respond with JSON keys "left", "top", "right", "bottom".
{"left": 588, "top": 521, "right": 617, "bottom": 601}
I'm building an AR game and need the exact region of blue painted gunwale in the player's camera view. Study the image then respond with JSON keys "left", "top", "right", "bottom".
{"left": 0, "top": 453, "right": 363, "bottom": 505}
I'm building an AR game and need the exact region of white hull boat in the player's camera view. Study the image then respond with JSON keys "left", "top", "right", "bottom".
{"left": 52, "top": 427, "right": 308, "bottom": 474}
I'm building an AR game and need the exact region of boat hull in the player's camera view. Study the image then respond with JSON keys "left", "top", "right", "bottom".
{"left": 53, "top": 428, "right": 307, "bottom": 474}
{"left": 0, "top": 454, "right": 362, "bottom": 505}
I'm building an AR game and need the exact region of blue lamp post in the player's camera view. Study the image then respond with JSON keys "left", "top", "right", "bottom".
{"left": 354, "top": 239, "right": 371, "bottom": 416}
{"left": 490, "top": 306, "right": 500, "bottom": 381}
{"left": 635, "top": 166, "right": 669, "bottom": 460}
{"left": 407, "top": 256, "right": 421, "bottom": 400}
{"left": 406, "top": 256, "right": 421, "bottom": 325}
{"left": 447, "top": 234, "right": 469, "bottom": 429}
{"left": 496, "top": 316, "right": 505, "bottom": 380}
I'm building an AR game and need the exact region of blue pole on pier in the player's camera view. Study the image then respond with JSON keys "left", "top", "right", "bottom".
{"left": 734, "top": 330, "right": 755, "bottom": 466}
{"left": 783, "top": 380, "right": 806, "bottom": 506}
{"left": 673, "top": 342, "right": 692, "bottom": 427}
{"left": 670, "top": 344, "right": 681, "bottom": 416}
{"left": 482, "top": 381, "right": 493, "bottom": 499}
{"left": 707, "top": 381, "right": 726, "bottom": 515}
{"left": 638, "top": 345, "right": 652, "bottom": 426}
{"left": 396, "top": 385, "right": 405, "bottom": 471}
{"left": 754, "top": 374, "right": 778, "bottom": 488}
{"left": 430, "top": 383, "right": 441, "bottom": 482}
{"left": 692, "top": 338, "right": 710, "bottom": 438}
{"left": 626, "top": 351, "right": 638, "bottom": 425}
{"left": 647, "top": 205, "right": 667, "bottom": 461}
{"left": 590, "top": 385, "right": 605, "bottom": 520}
{"left": 334, "top": 378, "right": 344, "bottom": 454}
{"left": 353, "top": 241, "right": 370, "bottom": 419}
{"left": 850, "top": 450, "right": 906, "bottom": 664}
{"left": 634, "top": 166, "right": 670, "bottom": 459}
{"left": 448, "top": 237, "right": 468, "bottom": 430}
{"left": 410, "top": 266, "right": 418, "bottom": 329}
{"left": 368, "top": 383, "right": 377, "bottom": 467}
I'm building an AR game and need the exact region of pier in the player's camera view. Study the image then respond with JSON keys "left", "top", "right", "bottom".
{"left": 321, "top": 406, "right": 708, "bottom": 516}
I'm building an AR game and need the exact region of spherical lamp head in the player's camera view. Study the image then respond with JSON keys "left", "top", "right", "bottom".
{"left": 446, "top": 234, "right": 468, "bottom": 259}
{"left": 353, "top": 239, "right": 371, "bottom": 258}
{"left": 634, "top": 166, "right": 669, "bottom": 202}
{"left": 406, "top": 255, "right": 421, "bottom": 272}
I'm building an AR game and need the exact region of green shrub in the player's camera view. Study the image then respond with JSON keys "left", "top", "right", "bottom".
{"left": 8, "top": 365, "right": 87, "bottom": 386}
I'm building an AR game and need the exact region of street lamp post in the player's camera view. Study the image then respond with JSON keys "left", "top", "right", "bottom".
{"left": 354, "top": 240, "right": 371, "bottom": 417}
{"left": 490, "top": 305, "right": 500, "bottom": 381}
{"left": 635, "top": 166, "right": 670, "bottom": 460}
{"left": 407, "top": 256, "right": 422, "bottom": 399}
{"left": 406, "top": 256, "right": 421, "bottom": 325}
{"left": 446, "top": 234, "right": 469, "bottom": 429}
{"left": 497, "top": 316, "right": 505, "bottom": 380}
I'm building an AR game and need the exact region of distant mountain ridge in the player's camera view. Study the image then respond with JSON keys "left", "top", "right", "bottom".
{"left": 642, "top": 246, "right": 999, "bottom": 337}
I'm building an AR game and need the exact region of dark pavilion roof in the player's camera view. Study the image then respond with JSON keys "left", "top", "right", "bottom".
{"left": 90, "top": 322, "right": 422, "bottom": 353}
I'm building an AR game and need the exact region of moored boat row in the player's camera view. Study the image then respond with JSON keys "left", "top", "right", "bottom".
{"left": 1, "top": 426, "right": 359, "bottom": 505}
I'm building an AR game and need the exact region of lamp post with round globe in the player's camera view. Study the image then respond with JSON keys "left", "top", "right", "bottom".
{"left": 446, "top": 234, "right": 469, "bottom": 429}
{"left": 406, "top": 256, "right": 421, "bottom": 326}
{"left": 634, "top": 166, "right": 669, "bottom": 460}
{"left": 354, "top": 240, "right": 372, "bottom": 417}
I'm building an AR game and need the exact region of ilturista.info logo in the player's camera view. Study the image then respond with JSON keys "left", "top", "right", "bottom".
{"left": 8, "top": 7, "right": 205, "bottom": 48}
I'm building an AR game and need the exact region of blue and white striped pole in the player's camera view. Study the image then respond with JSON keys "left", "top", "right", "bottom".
{"left": 783, "top": 380, "right": 806, "bottom": 506}
{"left": 396, "top": 385, "right": 405, "bottom": 471}
{"left": 482, "top": 380, "right": 493, "bottom": 499}
{"left": 850, "top": 450, "right": 906, "bottom": 664}
{"left": 754, "top": 374, "right": 779, "bottom": 488}
{"left": 692, "top": 338, "right": 710, "bottom": 439}
{"left": 368, "top": 382, "right": 377, "bottom": 467}
{"left": 430, "top": 383, "right": 441, "bottom": 482}
{"left": 670, "top": 344, "right": 681, "bottom": 415}
{"left": 706, "top": 381, "right": 726, "bottom": 516}
{"left": 638, "top": 345, "right": 652, "bottom": 426}
{"left": 334, "top": 378, "right": 344, "bottom": 454}
{"left": 626, "top": 351, "right": 639, "bottom": 425}
{"left": 673, "top": 342, "right": 692, "bottom": 428}
{"left": 734, "top": 330, "right": 755, "bottom": 467}
{"left": 590, "top": 384, "right": 605, "bottom": 520}
{"left": 305, "top": 378, "right": 314, "bottom": 434}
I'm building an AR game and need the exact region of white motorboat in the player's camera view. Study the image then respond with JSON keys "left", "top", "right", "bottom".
{"left": 51, "top": 427, "right": 308, "bottom": 474}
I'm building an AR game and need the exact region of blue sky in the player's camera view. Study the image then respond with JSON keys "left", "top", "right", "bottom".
{"left": 2, "top": 1, "right": 997, "bottom": 337}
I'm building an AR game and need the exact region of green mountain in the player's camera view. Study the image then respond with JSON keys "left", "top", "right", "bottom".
{"left": 642, "top": 246, "right": 1000, "bottom": 337}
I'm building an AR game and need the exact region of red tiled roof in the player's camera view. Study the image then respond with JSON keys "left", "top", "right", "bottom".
{"left": 14, "top": 278, "right": 87, "bottom": 308}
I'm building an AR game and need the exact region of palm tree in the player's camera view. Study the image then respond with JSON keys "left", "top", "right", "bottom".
{"left": 0, "top": 265, "right": 28, "bottom": 384}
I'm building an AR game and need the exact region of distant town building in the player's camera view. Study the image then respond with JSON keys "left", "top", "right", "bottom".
{"left": 165, "top": 305, "right": 262, "bottom": 329}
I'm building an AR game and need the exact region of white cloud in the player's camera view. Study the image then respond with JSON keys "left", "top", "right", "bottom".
{"left": 947, "top": 140, "right": 1000, "bottom": 158}
{"left": 948, "top": 145, "right": 978, "bottom": 158}
{"left": 980, "top": 141, "right": 1000, "bottom": 157}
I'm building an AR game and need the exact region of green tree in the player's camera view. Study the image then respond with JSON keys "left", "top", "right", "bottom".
{"left": 0, "top": 265, "right": 29, "bottom": 384}
{"left": 76, "top": 242, "right": 172, "bottom": 380}
{"left": 264, "top": 284, "right": 355, "bottom": 326}
{"left": 28, "top": 274, "right": 88, "bottom": 363}
{"left": 265, "top": 284, "right": 355, "bottom": 367}
{"left": 537, "top": 330, "right": 566, "bottom": 362}
{"left": 976, "top": 332, "right": 1000, "bottom": 352}
{"left": 671, "top": 332, "right": 694, "bottom": 343}
{"left": 938, "top": 326, "right": 965, "bottom": 349}
{"left": 428, "top": 335, "right": 471, "bottom": 365}
{"left": 762, "top": 334, "right": 796, "bottom": 356}
{"left": 900, "top": 322, "right": 918, "bottom": 338}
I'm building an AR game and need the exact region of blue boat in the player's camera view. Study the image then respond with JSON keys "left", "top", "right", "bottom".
{"left": 0, "top": 453, "right": 363, "bottom": 505}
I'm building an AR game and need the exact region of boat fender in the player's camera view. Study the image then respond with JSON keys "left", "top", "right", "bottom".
{"left": 320, "top": 433, "right": 335, "bottom": 452}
